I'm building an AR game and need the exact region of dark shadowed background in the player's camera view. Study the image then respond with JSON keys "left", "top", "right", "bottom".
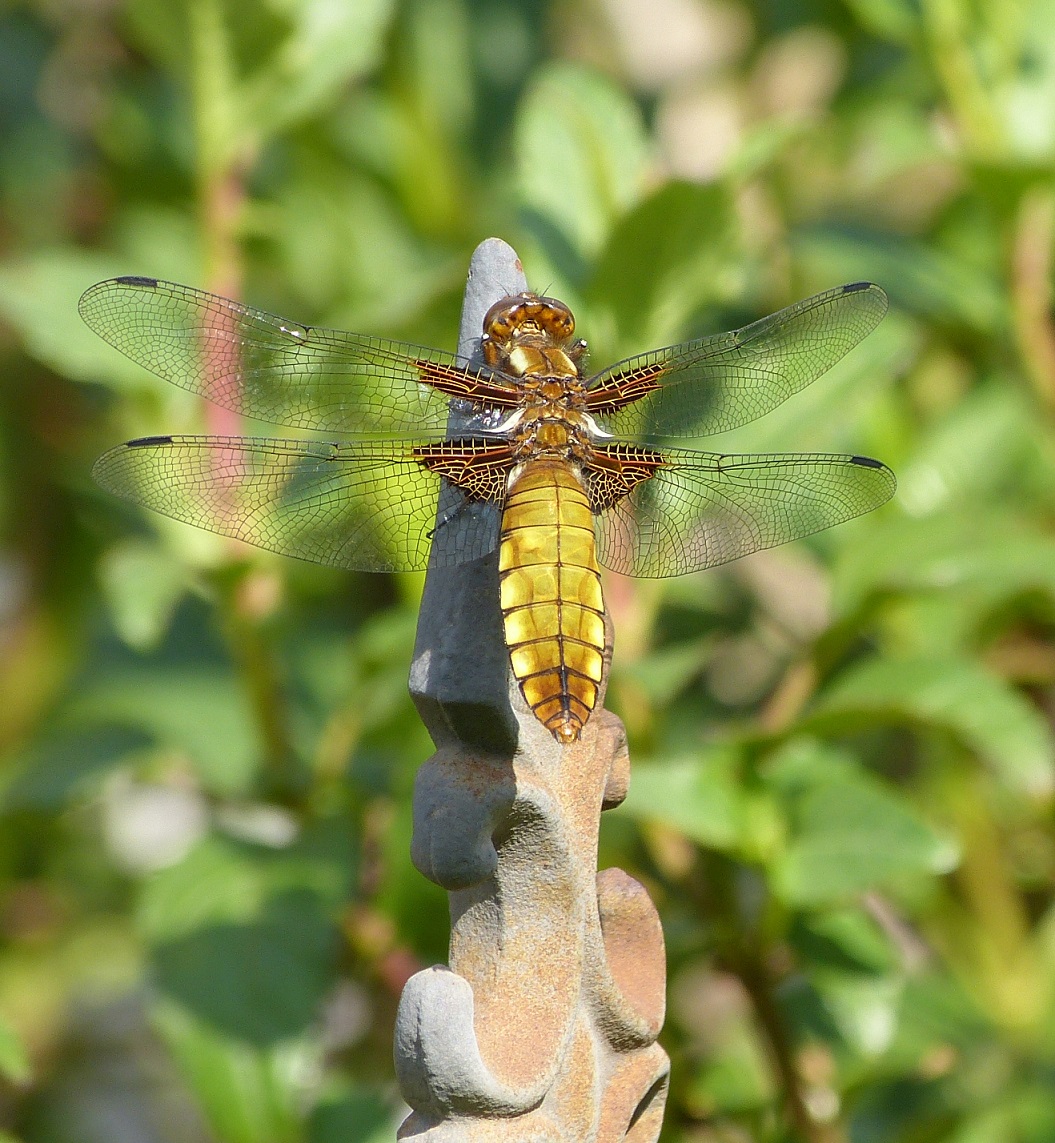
{"left": 0, "top": 0, "right": 1054, "bottom": 1140}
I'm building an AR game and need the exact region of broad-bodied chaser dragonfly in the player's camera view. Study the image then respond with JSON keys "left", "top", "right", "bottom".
{"left": 83, "top": 276, "right": 895, "bottom": 744}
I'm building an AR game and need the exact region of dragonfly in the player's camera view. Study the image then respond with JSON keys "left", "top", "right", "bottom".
{"left": 83, "top": 276, "right": 895, "bottom": 745}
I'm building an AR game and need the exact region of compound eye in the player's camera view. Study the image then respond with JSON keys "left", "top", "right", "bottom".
{"left": 536, "top": 297, "right": 575, "bottom": 339}
{"left": 483, "top": 295, "right": 527, "bottom": 338}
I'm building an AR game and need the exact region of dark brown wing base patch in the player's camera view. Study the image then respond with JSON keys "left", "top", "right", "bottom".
{"left": 582, "top": 443, "right": 666, "bottom": 512}
{"left": 413, "top": 440, "right": 516, "bottom": 502}
{"left": 583, "top": 363, "right": 666, "bottom": 414}
{"left": 414, "top": 359, "right": 522, "bottom": 407}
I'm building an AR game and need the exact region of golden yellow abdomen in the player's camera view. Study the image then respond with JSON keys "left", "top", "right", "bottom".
{"left": 499, "top": 461, "right": 605, "bottom": 744}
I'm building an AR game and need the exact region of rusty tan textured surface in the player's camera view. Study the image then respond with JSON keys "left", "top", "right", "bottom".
{"left": 398, "top": 239, "right": 669, "bottom": 1141}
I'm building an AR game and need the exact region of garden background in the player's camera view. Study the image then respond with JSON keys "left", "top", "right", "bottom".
{"left": 1, "top": 0, "right": 1055, "bottom": 1140}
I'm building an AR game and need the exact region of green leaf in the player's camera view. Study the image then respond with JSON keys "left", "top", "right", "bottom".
{"left": 153, "top": 888, "right": 337, "bottom": 1044}
{"left": 773, "top": 773, "right": 956, "bottom": 905}
{"left": 309, "top": 1084, "right": 394, "bottom": 1143}
{"left": 896, "top": 380, "right": 1036, "bottom": 517}
{"left": 620, "top": 748, "right": 744, "bottom": 850}
{"left": 138, "top": 835, "right": 267, "bottom": 940}
{"left": 247, "top": 0, "right": 396, "bottom": 134}
{"left": 140, "top": 828, "right": 350, "bottom": 1044}
{"left": 138, "top": 825, "right": 354, "bottom": 942}
{"left": 807, "top": 658, "right": 1055, "bottom": 796}
{"left": 796, "top": 229, "right": 1007, "bottom": 336}
{"left": 843, "top": 0, "right": 920, "bottom": 42}
{"left": 833, "top": 509, "right": 1055, "bottom": 614}
{"left": 515, "top": 63, "right": 649, "bottom": 268}
{"left": 0, "top": 251, "right": 156, "bottom": 387}
{"left": 587, "top": 181, "right": 743, "bottom": 356}
{"left": 686, "top": 1024, "right": 775, "bottom": 1114}
{"left": 0, "top": 1017, "right": 30, "bottom": 1084}
{"left": 99, "top": 539, "right": 189, "bottom": 650}
{"left": 817, "top": 974, "right": 903, "bottom": 1056}
{"left": 66, "top": 669, "right": 262, "bottom": 795}
{"left": 2, "top": 725, "right": 153, "bottom": 811}
{"left": 617, "top": 638, "right": 711, "bottom": 707}
{"left": 704, "top": 310, "right": 913, "bottom": 456}
{"left": 790, "top": 908, "right": 898, "bottom": 976}
{"left": 154, "top": 1001, "right": 307, "bottom": 1143}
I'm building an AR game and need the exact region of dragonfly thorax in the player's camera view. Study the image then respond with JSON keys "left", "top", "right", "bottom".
{"left": 532, "top": 420, "right": 573, "bottom": 451}
{"left": 511, "top": 402, "right": 595, "bottom": 463}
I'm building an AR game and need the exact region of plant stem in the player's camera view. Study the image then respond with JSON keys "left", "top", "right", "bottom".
{"left": 188, "top": 0, "right": 296, "bottom": 794}
{"left": 737, "top": 952, "right": 845, "bottom": 1143}
{"left": 1011, "top": 183, "right": 1055, "bottom": 411}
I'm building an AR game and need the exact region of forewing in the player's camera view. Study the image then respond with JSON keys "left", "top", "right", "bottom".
{"left": 92, "top": 436, "right": 502, "bottom": 571}
{"left": 79, "top": 277, "right": 510, "bottom": 436}
{"left": 594, "top": 448, "right": 896, "bottom": 577}
{"left": 587, "top": 283, "right": 887, "bottom": 439}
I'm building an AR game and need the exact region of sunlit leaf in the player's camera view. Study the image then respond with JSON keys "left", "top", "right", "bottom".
{"left": 153, "top": 888, "right": 337, "bottom": 1044}
{"left": 247, "top": 0, "right": 396, "bottom": 133}
{"left": 833, "top": 509, "right": 1055, "bottom": 614}
{"left": 138, "top": 824, "right": 355, "bottom": 943}
{"left": 686, "top": 1024, "right": 775, "bottom": 1114}
{"left": 843, "top": 0, "right": 920, "bottom": 42}
{"left": 99, "top": 539, "right": 189, "bottom": 650}
{"left": 796, "top": 230, "right": 1008, "bottom": 336}
{"left": 807, "top": 658, "right": 1055, "bottom": 795}
{"left": 140, "top": 828, "right": 350, "bottom": 1044}
{"left": 620, "top": 748, "right": 744, "bottom": 850}
{"left": 65, "top": 670, "right": 263, "bottom": 795}
{"left": 515, "top": 63, "right": 649, "bottom": 269}
{"left": 154, "top": 1001, "right": 307, "bottom": 1143}
{"left": 773, "top": 773, "right": 956, "bottom": 905}
{"left": 703, "top": 312, "right": 913, "bottom": 456}
{"left": 0, "top": 252, "right": 156, "bottom": 387}
{"left": 896, "top": 381, "right": 1036, "bottom": 517}
{"left": 817, "top": 974, "right": 903, "bottom": 1057}
{"left": 0, "top": 1017, "right": 30, "bottom": 1084}
{"left": 588, "top": 181, "right": 743, "bottom": 356}
{"left": 790, "top": 908, "right": 898, "bottom": 976}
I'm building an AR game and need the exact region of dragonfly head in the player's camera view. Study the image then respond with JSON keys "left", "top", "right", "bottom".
{"left": 483, "top": 292, "right": 576, "bottom": 345}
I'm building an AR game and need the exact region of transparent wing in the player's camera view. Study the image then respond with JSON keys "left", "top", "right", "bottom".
{"left": 92, "top": 435, "right": 502, "bottom": 571}
{"left": 79, "top": 277, "right": 515, "bottom": 436}
{"left": 594, "top": 448, "right": 896, "bottom": 577}
{"left": 586, "top": 283, "right": 888, "bottom": 440}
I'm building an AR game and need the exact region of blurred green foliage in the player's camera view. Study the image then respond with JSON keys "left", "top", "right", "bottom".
{"left": 1, "top": 0, "right": 1055, "bottom": 1140}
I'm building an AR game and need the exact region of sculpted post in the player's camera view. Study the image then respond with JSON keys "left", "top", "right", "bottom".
{"left": 395, "top": 238, "right": 670, "bottom": 1141}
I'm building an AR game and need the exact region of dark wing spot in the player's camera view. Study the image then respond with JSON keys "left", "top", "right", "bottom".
{"left": 842, "top": 281, "right": 874, "bottom": 294}
{"left": 115, "top": 275, "right": 159, "bottom": 288}
{"left": 850, "top": 454, "right": 885, "bottom": 468}
{"left": 127, "top": 435, "right": 174, "bottom": 448}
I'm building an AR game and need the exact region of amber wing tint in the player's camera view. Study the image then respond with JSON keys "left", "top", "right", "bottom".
{"left": 78, "top": 277, "right": 510, "bottom": 436}
{"left": 586, "top": 283, "right": 888, "bottom": 440}
{"left": 92, "top": 435, "right": 502, "bottom": 571}
{"left": 591, "top": 448, "right": 896, "bottom": 578}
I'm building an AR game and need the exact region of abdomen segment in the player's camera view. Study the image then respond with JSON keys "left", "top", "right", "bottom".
{"left": 499, "top": 461, "right": 605, "bottom": 743}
